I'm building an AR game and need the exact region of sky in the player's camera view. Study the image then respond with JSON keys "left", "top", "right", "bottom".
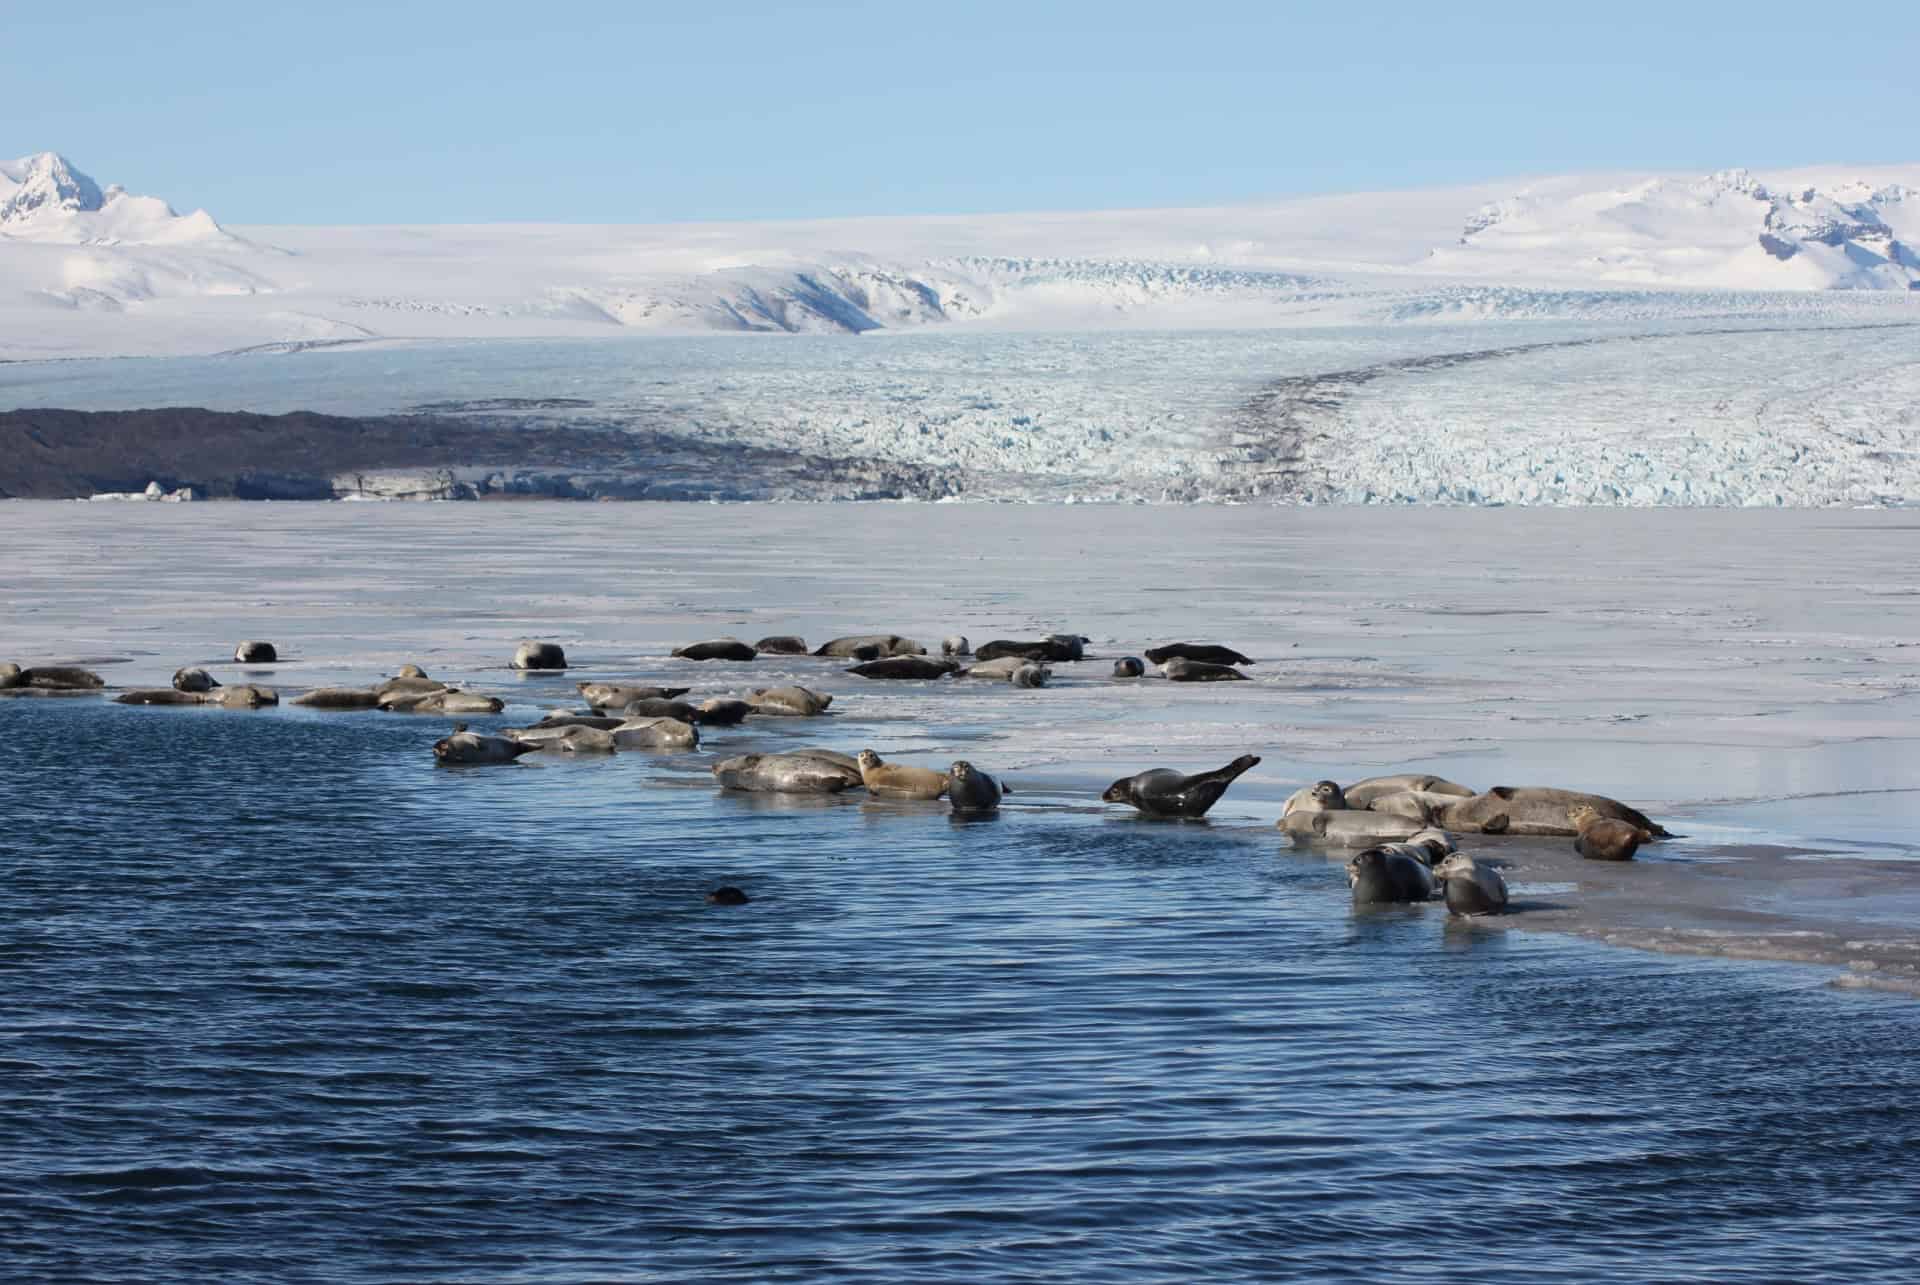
{"left": 7, "top": 0, "right": 1917, "bottom": 225}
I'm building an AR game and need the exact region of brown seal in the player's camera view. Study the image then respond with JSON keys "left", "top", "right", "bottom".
{"left": 856, "top": 749, "right": 949, "bottom": 800}
{"left": 1570, "top": 804, "right": 1654, "bottom": 861}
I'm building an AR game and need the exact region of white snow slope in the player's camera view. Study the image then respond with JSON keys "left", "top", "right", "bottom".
{"left": 4, "top": 151, "right": 1919, "bottom": 360}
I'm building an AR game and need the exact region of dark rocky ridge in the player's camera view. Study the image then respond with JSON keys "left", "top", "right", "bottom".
{"left": 0, "top": 407, "right": 966, "bottom": 501}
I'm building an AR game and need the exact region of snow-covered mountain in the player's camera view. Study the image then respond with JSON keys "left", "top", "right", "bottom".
{"left": 2, "top": 152, "right": 1919, "bottom": 360}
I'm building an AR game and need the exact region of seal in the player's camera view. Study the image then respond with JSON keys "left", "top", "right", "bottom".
{"left": 815, "top": 635, "right": 926, "bottom": 658}
{"left": 957, "top": 657, "right": 1029, "bottom": 680}
{"left": 1112, "top": 657, "right": 1145, "bottom": 678}
{"left": 0, "top": 663, "right": 21, "bottom": 689}
{"left": 1102, "top": 754, "right": 1261, "bottom": 819}
{"left": 528, "top": 713, "right": 625, "bottom": 731}
{"left": 1434, "top": 853, "right": 1509, "bottom": 915}
{"left": 1144, "top": 643, "right": 1253, "bottom": 666}
{"left": 747, "top": 686, "right": 833, "bottom": 716}
{"left": 511, "top": 641, "right": 568, "bottom": 670}
{"left": 172, "top": 667, "right": 220, "bottom": 693}
{"left": 694, "top": 698, "right": 752, "bottom": 726}
{"left": 708, "top": 886, "right": 751, "bottom": 906}
{"left": 1011, "top": 663, "right": 1050, "bottom": 688}
{"left": 15, "top": 666, "right": 106, "bottom": 690}
{"left": 975, "top": 635, "right": 1085, "bottom": 663}
{"left": 1347, "top": 847, "right": 1436, "bottom": 905}
{"left": 752, "top": 635, "right": 809, "bottom": 655}
{"left": 435, "top": 723, "right": 537, "bottom": 765}
{"left": 234, "top": 640, "right": 277, "bottom": 663}
{"left": 395, "top": 664, "right": 428, "bottom": 679}
{"left": 1343, "top": 774, "right": 1476, "bottom": 808}
{"left": 673, "top": 639, "right": 757, "bottom": 662}
{"left": 1283, "top": 780, "right": 1349, "bottom": 815}
{"left": 712, "top": 751, "right": 862, "bottom": 794}
{"left": 1162, "top": 657, "right": 1249, "bottom": 682}
{"left": 1277, "top": 809, "right": 1426, "bottom": 845}
{"left": 117, "top": 689, "right": 211, "bottom": 705}
{"left": 1438, "top": 788, "right": 1669, "bottom": 838}
{"left": 387, "top": 689, "right": 504, "bottom": 715}
{"left": 214, "top": 684, "right": 278, "bottom": 709}
{"left": 946, "top": 760, "right": 1006, "bottom": 813}
{"left": 373, "top": 675, "right": 446, "bottom": 700}
{"left": 620, "top": 696, "right": 699, "bottom": 722}
{"left": 508, "top": 724, "right": 619, "bottom": 753}
{"left": 856, "top": 749, "right": 949, "bottom": 800}
{"left": 612, "top": 716, "right": 700, "bottom": 749}
{"left": 577, "top": 683, "right": 690, "bottom": 709}
{"left": 1570, "top": 804, "right": 1654, "bottom": 861}
{"left": 942, "top": 636, "right": 971, "bottom": 657}
{"left": 292, "top": 687, "right": 381, "bottom": 709}
{"left": 1363, "top": 790, "right": 1467, "bottom": 824}
{"left": 847, "top": 657, "right": 960, "bottom": 680}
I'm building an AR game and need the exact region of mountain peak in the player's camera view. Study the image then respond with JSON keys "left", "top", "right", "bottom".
{"left": 0, "top": 151, "right": 106, "bottom": 224}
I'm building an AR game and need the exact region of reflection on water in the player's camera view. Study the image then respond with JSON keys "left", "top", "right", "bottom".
{"left": 6, "top": 698, "right": 1920, "bottom": 1283}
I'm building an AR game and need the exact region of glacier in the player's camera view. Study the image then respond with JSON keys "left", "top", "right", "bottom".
{"left": 3, "top": 151, "right": 1919, "bottom": 506}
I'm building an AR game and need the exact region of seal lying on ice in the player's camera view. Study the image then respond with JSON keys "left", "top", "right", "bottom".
{"left": 1145, "top": 643, "right": 1253, "bottom": 666}
{"left": 511, "top": 641, "right": 568, "bottom": 670}
{"left": 1438, "top": 787, "right": 1668, "bottom": 838}
{"left": 856, "top": 750, "right": 948, "bottom": 800}
{"left": 713, "top": 751, "right": 863, "bottom": 794}
{"left": 946, "top": 760, "right": 1006, "bottom": 813}
{"left": 1102, "top": 754, "right": 1261, "bottom": 819}
{"left": 1434, "top": 853, "right": 1509, "bottom": 915}
{"left": 1570, "top": 804, "right": 1654, "bottom": 861}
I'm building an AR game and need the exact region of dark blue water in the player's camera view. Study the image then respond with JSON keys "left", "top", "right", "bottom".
{"left": 6, "top": 699, "right": 1920, "bottom": 1283}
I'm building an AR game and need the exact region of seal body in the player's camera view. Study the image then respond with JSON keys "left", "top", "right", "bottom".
{"left": 1283, "top": 780, "right": 1349, "bottom": 815}
{"left": 942, "top": 636, "right": 971, "bottom": 657}
{"left": 1440, "top": 788, "right": 1668, "bottom": 838}
{"left": 435, "top": 728, "right": 537, "bottom": 765}
{"left": 1011, "top": 663, "right": 1050, "bottom": 688}
{"left": 117, "top": 689, "right": 210, "bottom": 705}
{"left": 528, "top": 713, "right": 624, "bottom": 731}
{"left": 748, "top": 686, "right": 833, "bottom": 716}
{"left": 395, "top": 664, "right": 428, "bottom": 679}
{"left": 1364, "top": 790, "right": 1466, "bottom": 824}
{"left": 694, "top": 698, "right": 752, "bottom": 726}
{"left": 172, "top": 667, "right": 220, "bottom": 693}
{"left": 373, "top": 675, "right": 445, "bottom": 699}
{"left": 612, "top": 716, "right": 700, "bottom": 749}
{"left": 292, "top": 687, "right": 380, "bottom": 709}
{"left": 976, "top": 635, "right": 1084, "bottom": 663}
{"left": 214, "top": 684, "right": 277, "bottom": 708}
{"left": 673, "top": 639, "right": 757, "bottom": 662}
{"left": 509, "top": 724, "right": 618, "bottom": 753}
{"left": 1102, "top": 754, "right": 1261, "bottom": 819}
{"left": 1112, "top": 657, "right": 1145, "bottom": 678}
{"left": 1145, "top": 643, "right": 1253, "bottom": 666}
{"left": 234, "top": 640, "right": 277, "bottom": 664}
{"left": 857, "top": 750, "right": 949, "bottom": 800}
{"left": 713, "top": 752, "right": 862, "bottom": 794}
{"left": 622, "top": 697, "right": 698, "bottom": 722}
{"left": 0, "top": 663, "right": 21, "bottom": 689}
{"left": 753, "top": 635, "right": 808, "bottom": 655}
{"left": 1278, "top": 809, "right": 1425, "bottom": 845}
{"left": 1434, "top": 854, "right": 1509, "bottom": 915}
{"left": 577, "top": 683, "right": 689, "bottom": 709}
{"left": 1347, "top": 848, "right": 1436, "bottom": 905}
{"left": 511, "top": 641, "right": 568, "bottom": 670}
{"left": 847, "top": 657, "right": 959, "bottom": 680}
{"left": 1162, "top": 657, "right": 1249, "bottom": 682}
{"left": 1570, "top": 805, "right": 1653, "bottom": 861}
{"left": 958, "top": 657, "right": 1028, "bottom": 680}
{"left": 815, "top": 635, "right": 925, "bottom": 658}
{"left": 1343, "top": 774, "right": 1477, "bottom": 808}
{"left": 946, "top": 760, "right": 1005, "bottom": 813}
{"left": 19, "top": 666, "right": 105, "bottom": 690}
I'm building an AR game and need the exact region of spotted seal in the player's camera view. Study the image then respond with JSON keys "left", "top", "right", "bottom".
{"left": 1343, "top": 774, "right": 1476, "bottom": 809}
{"left": 1434, "top": 853, "right": 1509, "bottom": 915}
{"left": 857, "top": 749, "right": 949, "bottom": 800}
{"left": 713, "top": 751, "right": 862, "bottom": 794}
{"left": 673, "top": 638, "right": 757, "bottom": 662}
{"left": 434, "top": 723, "right": 537, "bottom": 765}
{"left": 753, "top": 635, "right": 809, "bottom": 655}
{"left": 1102, "top": 754, "right": 1261, "bottom": 819}
{"left": 847, "top": 656, "right": 959, "bottom": 680}
{"left": 612, "top": 716, "right": 700, "bottom": 749}
{"left": 1346, "top": 847, "right": 1436, "bottom": 905}
{"left": 1282, "top": 780, "right": 1349, "bottom": 815}
{"left": 1144, "top": 643, "right": 1253, "bottom": 666}
{"left": 292, "top": 687, "right": 381, "bottom": 709}
{"left": 946, "top": 760, "right": 1006, "bottom": 813}
{"left": 577, "top": 682, "right": 690, "bottom": 710}
{"left": 1439, "top": 788, "right": 1669, "bottom": 838}
{"left": 815, "top": 635, "right": 925, "bottom": 658}
{"left": 1112, "top": 657, "right": 1145, "bottom": 678}
{"left": 172, "top": 667, "right": 220, "bottom": 693}
{"left": 1570, "top": 804, "right": 1654, "bottom": 861}
{"left": 233, "top": 640, "right": 277, "bottom": 664}
{"left": 1162, "top": 657, "right": 1249, "bottom": 683}
{"left": 511, "top": 641, "right": 568, "bottom": 670}
{"left": 941, "top": 636, "right": 971, "bottom": 657}
{"left": 747, "top": 686, "right": 833, "bottom": 716}
{"left": 1278, "top": 809, "right": 1426, "bottom": 845}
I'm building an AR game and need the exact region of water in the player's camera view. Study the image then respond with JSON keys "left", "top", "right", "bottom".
{"left": 6, "top": 504, "right": 1920, "bottom": 1281}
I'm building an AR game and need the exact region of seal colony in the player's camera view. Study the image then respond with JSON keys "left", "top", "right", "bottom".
{"left": 7, "top": 629, "right": 1675, "bottom": 917}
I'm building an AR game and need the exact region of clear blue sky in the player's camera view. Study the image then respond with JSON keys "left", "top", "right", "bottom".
{"left": 9, "top": 0, "right": 1916, "bottom": 224}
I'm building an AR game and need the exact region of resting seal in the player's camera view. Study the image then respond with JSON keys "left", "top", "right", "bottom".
{"left": 1145, "top": 643, "right": 1253, "bottom": 666}
{"left": 1282, "top": 780, "right": 1349, "bottom": 815}
{"left": 694, "top": 698, "right": 752, "bottom": 726}
{"left": 577, "top": 682, "right": 689, "bottom": 709}
{"left": 1162, "top": 657, "right": 1249, "bottom": 682}
{"left": 975, "top": 635, "right": 1085, "bottom": 663}
{"left": 117, "top": 689, "right": 211, "bottom": 705}
{"left": 815, "top": 634, "right": 925, "bottom": 658}
{"left": 942, "top": 636, "right": 971, "bottom": 657}
{"left": 528, "top": 713, "right": 625, "bottom": 731}
{"left": 753, "top": 635, "right": 809, "bottom": 655}
{"left": 673, "top": 639, "right": 757, "bottom": 662}
{"left": 1438, "top": 788, "right": 1668, "bottom": 838}
{"left": 857, "top": 750, "right": 949, "bottom": 800}
{"left": 957, "top": 657, "right": 1029, "bottom": 680}
{"left": 612, "top": 716, "right": 700, "bottom": 749}
{"left": 508, "top": 724, "right": 618, "bottom": 753}
{"left": 1011, "top": 663, "right": 1050, "bottom": 688}
{"left": 1434, "top": 854, "right": 1509, "bottom": 915}
{"left": 0, "top": 663, "right": 20, "bottom": 689}
{"left": 946, "top": 760, "right": 1006, "bottom": 813}
{"left": 214, "top": 684, "right": 277, "bottom": 708}
{"left": 1112, "top": 657, "right": 1145, "bottom": 678}
{"left": 747, "top": 686, "right": 833, "bottom": 716}
{"left": 1570, "top": 805, "right": 1653, "bottom": 861}
{"left": 1278, "top": 809, "right": 1426, "bottom": 845}
{"left": 847, "top": 657, "right": 959, "bottom": 680}
{"left": 292, "top": 687, "right": 381, "bottom": 709}
{"left": 234, "top": 640, "right": 277, "bottom": 663}
{"left": 621, "top": 696, "right": 698, "bottom": 722}
{"left": 382, "top": 689, "right": 504, "bottom": 715}
{"left": 1343, "top": 774, "right": 1476, "bottom": 808}
{"left": 1347, "top": 847, "right": 1436, "bottom": 905}
{"left": 712, "top": 751, "right": 863, "bottom": 794}
{"left": 172, "top": 667, "right": 220, "bottom": 693}
{"left": 1102, "top": 754, "right": 1260, "bottom": 819}
{"left": 511, "top": 641, "right": 568, "bottom": 670}
{"left": 435, "top": 723, "right": 537, "bottom": 765}
{"left": 373, "top": 675, "right": 446, "bottom": 699}
{"left": 14, "top": 665, "right": 106, "bottom": 690}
